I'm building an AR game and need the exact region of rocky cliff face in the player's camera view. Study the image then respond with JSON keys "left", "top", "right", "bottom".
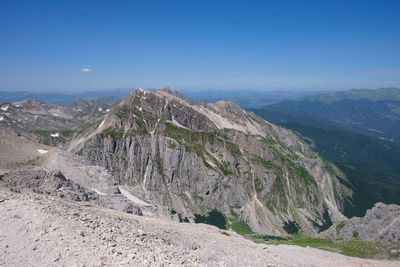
{"left": 70, "top": 88, "right": 352, "bottom": 235}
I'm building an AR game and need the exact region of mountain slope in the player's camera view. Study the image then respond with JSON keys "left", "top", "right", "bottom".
{"left": 259, "top": 88, "right": 400, "bottom": 143}
{"left": 0, "top": 98, "right": 115, "bottom": 145}
{"left": 69, "top": 88, "right": 352, "bottom": 235}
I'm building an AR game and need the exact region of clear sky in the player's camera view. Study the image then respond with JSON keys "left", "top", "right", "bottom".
{"left": 0, "top": 0, "right": 399, "bottom": 92}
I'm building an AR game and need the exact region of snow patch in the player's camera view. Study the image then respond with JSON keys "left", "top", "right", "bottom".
{"left": 51, "top": 113, "right": 59, "bottom": 117}
{"left": 98, "top": 119, "right": 105, "bottom": 129}
{"left": 1, "top": 105, "right": 9, "bottom": 111}
{"left": 50, "top": 133, "right": 59, "bottom": 137}
{"left": 118, "top": 186, "right": 150, "bottom": 206}
{"left": 37, "top": 149, "right": 48, "bottom": 154}
{"left": 106, "top": 109, "right": 110, "bottom": 112}
{"left": 0, "top": 116, "right": 3, "bottom": 121}
{"left": 170, "top": 118, "right": 189, "bottom": 130}
{"left": 98, "top": 107, "right": 102, "bottom": 111}
{"left": 92, "top": 188, "right": 107, "bottom": 196}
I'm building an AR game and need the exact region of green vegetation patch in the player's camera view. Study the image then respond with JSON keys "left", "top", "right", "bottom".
{"left": 254, "top": 177, "right": 264, "bottom": 193}
{"left": 282, "top": 220, "right": 300, "bottom": 234}
{"left": 276, "top": 237, "right": 400, "bottom": 260}
{"left": 230, "top": 221, "right": 254, "bottom": 235}
{"left": 246, "top": 234, "right": 400, "bottom": 260}
{"left": 268, "top": 175, "right": 288, "bottom": 211}
{"left": 194, "top": 209, "right": 227, "bottom": 230}
{"left": 75, "top": 119, "right": 103, "bottom": 137}
{"left": 336, "top": 221, "right": 346, "bottom": 234}
{"left": 312, "top": 207, "right": 333, "bottom": 233}
{"left": 100, "top": 127, "right": 123, "bottom": 139}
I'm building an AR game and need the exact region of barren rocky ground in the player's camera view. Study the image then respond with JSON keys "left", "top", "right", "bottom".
{"left": 1, "top": 189, "right": 398, "bottom": 267}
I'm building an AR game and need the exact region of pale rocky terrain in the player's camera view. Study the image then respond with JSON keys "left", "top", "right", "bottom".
{"left": 325, "top": 202, "right": 400, "bottom": 242}
{"left": 1, "top": 188, "right": 398, "bottom": 267}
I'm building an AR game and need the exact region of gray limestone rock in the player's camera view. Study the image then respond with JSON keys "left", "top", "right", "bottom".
{"left": 325, "top": 202, "right": 400, "bottom": 242}
{"left": 70, "top": 88, "right": 352, "bottom": 235}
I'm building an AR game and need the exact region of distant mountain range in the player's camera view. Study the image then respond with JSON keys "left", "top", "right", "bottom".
{"left": 0, "top": 89, "right": 130, "bottom": 104}
{"left": 256, "top": 87, "right": 400, "bottom": 143}
{"left": 0, "top": 88, "right": 332, "bottom": 108}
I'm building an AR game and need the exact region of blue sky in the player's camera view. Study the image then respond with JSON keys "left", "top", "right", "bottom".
{"left": 0, "top": 0, "right": 399, "bottom": 92}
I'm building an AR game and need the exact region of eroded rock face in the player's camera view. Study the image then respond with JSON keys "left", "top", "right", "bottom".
{"left": 326, "top": 202, "right": 400, "bottom": 242}
{"left": 71, "top": 88, "right": 352, "bottom": 235}
{"left": 0, "top": 168, "right": 143, "bottom": 216}
{"left": 1, "top": 169, "right": 95, "bottom": 202}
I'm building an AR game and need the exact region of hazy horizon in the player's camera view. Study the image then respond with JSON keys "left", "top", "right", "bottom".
{"left": 1, "top": 1, "right": 399, "bottom": 92}
{"left": 1, "top": 86, "right": 389, "bottom": 95}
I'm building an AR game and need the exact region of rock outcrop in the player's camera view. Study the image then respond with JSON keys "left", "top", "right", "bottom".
{"left": 325, "top": 202, "right": 400, "bottom": 242}
{"left": 0, "top": 168, "right": 143, "bottom": 216}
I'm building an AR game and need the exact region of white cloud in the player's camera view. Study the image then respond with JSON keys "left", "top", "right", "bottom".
{"left": 81, "top": 68, "right": 92, "bottom": 73}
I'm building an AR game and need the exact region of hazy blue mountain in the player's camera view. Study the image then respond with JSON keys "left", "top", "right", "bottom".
{"left": 183, "top": 89, "right": 333, "bottom": 108}
{"left": 298, "top": 87, "right": 400, "bottom": 103}
{"left": 0, "top": 89, "right": 129, "bottom": 104}
{"left": 0, "top": 89, "right": 332, "bottom": 108}
{"left": 259, "top": 88, "right": 400, "bottom": 143}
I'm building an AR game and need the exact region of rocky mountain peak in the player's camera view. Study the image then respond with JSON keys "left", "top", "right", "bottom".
{"left": 72, "top": 88, "right": 351, "bottom": 235}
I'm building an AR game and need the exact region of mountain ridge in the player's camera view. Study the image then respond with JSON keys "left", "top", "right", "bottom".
{"left": 69, "top": 88, "right": 351, "bottom": 235}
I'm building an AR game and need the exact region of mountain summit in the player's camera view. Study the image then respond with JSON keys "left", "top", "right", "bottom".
{"left": 69, "top": 88, "right": 351, "bottom": 235}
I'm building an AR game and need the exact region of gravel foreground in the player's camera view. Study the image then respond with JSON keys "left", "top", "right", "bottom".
{"left": 0, "top": 189, "right": 398, "bottom": 267}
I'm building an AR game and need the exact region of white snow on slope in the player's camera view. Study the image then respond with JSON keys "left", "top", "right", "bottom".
{"left": 50, "top": 133, "right": 59, "bottom": 137}
{"left": 1, "top": 105, "right": 9, "bottom": 111}
{"left": 98, "top": 119, "right": 105, "bottom": 129}
{"left": 170, "top": 118, "right": 190, "bottom": 130}
{"left": 37, "top": 149, "right": 48, "bottom": 154}
{"left": 92, "top": 188, "right": 107, "bottom": 196}
{"left": 118, "top": 186, "right": 150, "bottom": 206}
{"left": 0, "top": 116, "right": 3, "bottom": 121}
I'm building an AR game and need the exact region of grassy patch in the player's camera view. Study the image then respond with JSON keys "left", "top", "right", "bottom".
{"left": 222, "top": 231, "right": 230, "bottom": 236}
{"left": 75, "top": 119, "right": 102, "bottom": 137}
{"left": 230, "top": 221, "right": 254, "bottom": 235}
{"left": 237, "top": 232, "right": 400, "bottom": 260}
{"left": 100, "top": 127, "right": 123, "bottom": 139}
{"left": 336, "top": 221, "right": 346, "bottom": 233}
{"left": 352, "top": 231, "right": 359, "bottom": 239}
{"left": 254, "top": 176, "right": 264, "bottom": 193}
